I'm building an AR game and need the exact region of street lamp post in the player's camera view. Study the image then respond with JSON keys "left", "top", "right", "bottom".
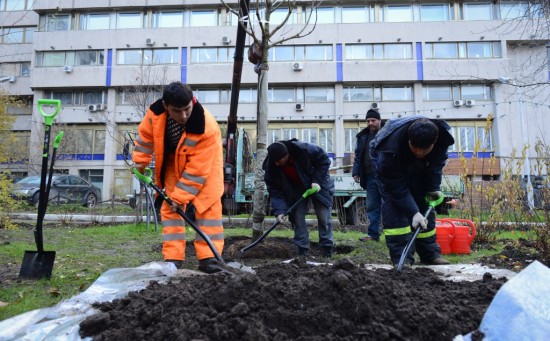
{"left": 499, "top": 76, "right": 535, "bottom": 211}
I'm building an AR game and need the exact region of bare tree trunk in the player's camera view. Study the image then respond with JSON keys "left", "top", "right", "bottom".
{"left": 251, "top": 69, "right": 269, "bottom": 239}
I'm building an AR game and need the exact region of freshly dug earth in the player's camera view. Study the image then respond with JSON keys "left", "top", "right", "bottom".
{"left": 80, "top": 255, "right": 506, "bottom": 340}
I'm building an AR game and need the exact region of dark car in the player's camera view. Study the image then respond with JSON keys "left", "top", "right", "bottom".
{"left": 12, "top": 174, "right": 101, "bottom": 207}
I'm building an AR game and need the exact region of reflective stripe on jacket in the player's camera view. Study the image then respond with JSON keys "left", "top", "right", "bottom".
{"left": 132, "top": 98, "right": 223, "bottom": 214}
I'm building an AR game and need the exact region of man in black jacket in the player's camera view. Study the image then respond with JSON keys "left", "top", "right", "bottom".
{"left": 263, "top": 140, "right": 335, "bottom": 258}
{"left": 352, "top": 109, "right": 382, "bottom": 242}
{"left": 371, "top": 116, "right": 454, "bottom": 266}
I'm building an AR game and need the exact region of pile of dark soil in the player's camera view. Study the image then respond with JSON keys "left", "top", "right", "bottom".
{"left": 79, "top": 258, "right": 505, "bottom": 341}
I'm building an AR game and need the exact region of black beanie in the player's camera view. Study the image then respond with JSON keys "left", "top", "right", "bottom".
{"left": 267, "top": 142, "right": 288, "bottom": 162}
{"left": 366, "top": 109, "right": 381, "bottom": 120}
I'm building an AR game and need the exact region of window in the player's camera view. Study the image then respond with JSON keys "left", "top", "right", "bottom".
{"left": 116, "top": 12, "right": 143, "bottom": 29}
{"left": 319, "top": 128, "right": 333, "bottom": 152}
{"left": 190, "top": 10, "right": 217, "bottom": 26}
{"left": 20, "top": 62, "right": 30, "bottom": 76}
{"left": 114, "top": 169, "right": 132, "bottom": 199}
{"left": 36, "top": 50, "right": 104, "bottom": 66}
{"left": 117, "top": 48, "right": 177, "bottom": 65}
{"left": 79, "top": 13, "right": 110, "bottom": 30}
{"left": 79, "top": 169, "right": 104, "bottom": 190}
{"left": 153, "top": 11, "right": 184, "bottom": 28}
{"left": 270, "top": 8, "right": 296, "bottom": 25}
{"left": 301, "top": 129, "right": 318, "bottom": 145}
{"left": 239, "top": 88, "right": 258, "bottom": 103}
{"left": 382, "top": 86, "right": 413, "bottom": 101}
{"left": 1, "top": 27, "right": 34, "bottom": 43}
{"left": 343, "top": 87, "right": 374, "bottom": 102}
{"left": 345, "top": 43, "right": 412, "bottom": 60}
{"left": 383, "top": 5, "right": 413, "bottom": 22}
{"left": 2, "top": 0, "right": 32, "bottom": 10}
{"left": 448, "top": 124, "right": 493, "bottom": 152}
{"left": 304, "top": 87, "right": 335, "bottom": 102}
{"left": 268, "top": 129, "right": 281, "bottom": 144}
{"left": 499, "top": 1, "right": 529, "bottom": 19}
{"left": 41, "top": 14, "right": 71, "bottom": 31}
{"left": 268, "top": 88, "right": 295, "bottom": 102}
{"left": 463, "top": 3, "right": 494, "bottom": 20}
{"left": 459, "top": 84, "right": 492, "bottom": 100}
{"left": 344, "top": 128, "right": 358, "bottom": 152}
{"left": 191, "top": 47, "right": 233, "bottom": 63}
{"left": 44, "top": 90, "right": 107, "bottom": 105}
{"left": 268, "top": 45, "right": 333, "bottom": 62}
{"left": 423, "top": 85, "right": 452, "bottom": 101}
{"left": 342, "top": 7, "right": 372, "bottom": 23}
{"left": 58, "top": 128, "right": 106, "bottom": 155}
{"left": 420, "top": 4, "right": 451, "bottom": 22}
{"left": 314, "top": 7, "right": 335, "bottom": 24}
{"left": 116, "top": 89, "right": 162, "bottom": 105}
{"left": 282, "top": 128, "right": 299, "bottom": 140}
{"left": 425, "top": 42, "right": 501, "bottom": 59}
{"left": 195, "top": 89, "right": 222, "bottom": 103}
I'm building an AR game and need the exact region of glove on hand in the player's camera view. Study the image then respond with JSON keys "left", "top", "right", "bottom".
{"left": 412, "top": 212, "right": 427, "bottom": 230}
{"left": 276, "top": 214, "right": 287, "bottom": 223}
{"left": 311, "top": 183, "right": 321, "bottom": 191}
{"left": 426, "top": 191, "right": 443, "bottom": 202}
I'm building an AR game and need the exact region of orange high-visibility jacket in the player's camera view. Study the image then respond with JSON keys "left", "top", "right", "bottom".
{"left": 132, "top": 98, "right": 223, "bottom": 214}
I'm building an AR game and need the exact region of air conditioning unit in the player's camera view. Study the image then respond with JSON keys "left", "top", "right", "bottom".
{"left": 145, "top": 38, "right": 154, "bottom": 46}
{"left": 371, "top": 102, "right": 379, "bottom": 109}
{"left": 292, "top": 62, "right": 304, "bottom": 71}
{"left": 465, "top": 99, "right": 475, "bottom": 107}
{"left": 63, "top": 65, "right": 73, "bottom": 73}
{"left": 8, "top": 76, "right": 16, "bottom": 83}
{"left": 295, "top": 103, "right": 304, "bottom": 111}
{"left": 453, "top": 100, "right": 464, "bottom": 107}
{"left": 222, "top": 36, "right": 231, "bottom": 45}
{"left": 88, "top": 104, "right": 98, "bottom": 112}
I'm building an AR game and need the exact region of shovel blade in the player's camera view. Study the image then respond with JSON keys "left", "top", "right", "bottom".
{"left": 19, "top": 251, "right": 56, "bottom": 279}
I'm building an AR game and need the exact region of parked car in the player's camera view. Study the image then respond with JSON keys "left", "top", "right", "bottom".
{"left": 12, "top": 174, "right": 101, "bottom": 207}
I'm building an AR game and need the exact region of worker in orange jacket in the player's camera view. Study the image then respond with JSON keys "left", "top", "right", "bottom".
{"left": 132, "top": 82, "right": 224, "bottom": 274}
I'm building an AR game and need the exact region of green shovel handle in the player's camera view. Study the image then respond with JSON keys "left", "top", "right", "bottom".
{"left": 302, "top": 186, "right": 319, "bottom": 198}
{"left": 53, "top": 131, "right": 64, "bottom": 148}
{"left": 425, "top": 193, "right": 445, "bottom": 208}
{"left": 37, "top": 99, "right": 61, "bottom": 126}
{"left": 132, "top": 167, "right": 154, "bottom": 184}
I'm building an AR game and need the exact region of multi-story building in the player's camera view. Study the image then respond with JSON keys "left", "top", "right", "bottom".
{"left": 1, "top": 1, "right": 549, "bottom": 201}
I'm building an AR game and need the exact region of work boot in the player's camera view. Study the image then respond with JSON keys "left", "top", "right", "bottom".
{"left": 428, "top": 257, "right": 450, "bottom": 265}
{"left": 198, "top": 258, "right": 222, "bottom": 274}
{"left": 165, "top": 259, "right": 183, "bottom": 269}
{"left": 298, "top": 247, "right": 308, "bottom": 258}
{"left": 322, "top": 247, "right": 333, "bottom": 258}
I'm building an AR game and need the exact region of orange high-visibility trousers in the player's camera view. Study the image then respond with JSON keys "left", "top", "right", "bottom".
{"left": 161, "top": 156, "right": 224, "bottom": 261}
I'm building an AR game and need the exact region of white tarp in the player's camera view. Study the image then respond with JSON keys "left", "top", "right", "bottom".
{"left": 0, "top": 262, "right": 176, "bottom": 341}
{"left": 456, "top": 261, "right": 550, "bottom": 341}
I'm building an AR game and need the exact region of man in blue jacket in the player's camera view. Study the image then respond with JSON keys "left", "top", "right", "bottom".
{"left": 353, "top": 108, "right": 383, "bottom": 242}
{"left": 371, "top": 116, "right": 454, "bottom": 266}
{"left": 263, "top": 140, "right": 335, "bottom": 258}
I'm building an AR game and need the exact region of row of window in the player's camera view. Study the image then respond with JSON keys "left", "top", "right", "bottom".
{"left": 32, "top": 2, "right": 542, "bottom": 32}
{"left": 271, "top": 124, "right": 493, "bottom": 153}
{"left": 32, "top": 41, "right": 503, "bottom": 68}
{"left": 41, "top": 84, "right": 492, "bottom": 107}
{"left": 0, "top": 0, "right": 33, "bottom": 11}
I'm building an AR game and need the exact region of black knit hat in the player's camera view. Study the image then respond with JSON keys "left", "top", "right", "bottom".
{"left": 267, "top": 142, "right": 288, "bottom": 162}
{"left": 366, "top": 109, "right": 381, "bottom": 120}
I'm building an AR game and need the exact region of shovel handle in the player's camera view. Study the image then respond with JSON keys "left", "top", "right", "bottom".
{"left": 37, "top": 99, "right": 61, "bottom": 126}
{"left": 53, "top": 131, "right": 64, "bottom": 148}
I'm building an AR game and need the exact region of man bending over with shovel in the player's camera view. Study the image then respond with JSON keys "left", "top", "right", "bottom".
{"left": 371, "top": 116, "right": 454, "bottom": 267}
{"left": 263, "top": 140, "right": 335, "bottom": 258}
{"left": 133, "top": 82, "right": 224, "bottom": 274}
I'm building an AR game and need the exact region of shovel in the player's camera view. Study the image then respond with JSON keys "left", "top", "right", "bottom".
{"left": 396, "top": 194, "right": 445, "bottom": 272}
{"left": 132, "top": 168, "right": 253, "bottom": 273}
{"left": 40, "top": 131, "right": 64, "bottom": 222}
{"left": 19, "top": 99, "right": 61, "bottom": 279}
{"left": 235, "top": 187, "right": 320, "bottom": 259}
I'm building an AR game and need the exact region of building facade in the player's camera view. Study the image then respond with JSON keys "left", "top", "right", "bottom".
{"left": 1, "top": 0, "right": 549, "bottom": 201}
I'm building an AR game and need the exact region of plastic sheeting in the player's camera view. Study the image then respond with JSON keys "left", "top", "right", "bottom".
{"left": 456, "top": 261, "right": 550, "bottom": 341}
{"left": 0, "top": 262, "right": 176, "bottom": 341}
